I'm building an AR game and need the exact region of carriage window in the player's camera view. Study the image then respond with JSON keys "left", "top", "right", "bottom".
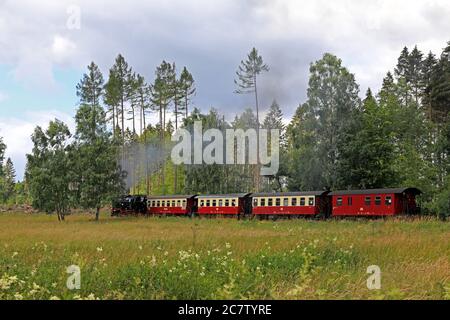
{"left": 365, "top": 197, "right": 371, "bottom": 205}
{"left": 291, "top": 198, "right": 297, "bottom": 206}
{"left": 275, "top": 198, "right": 281, "bottom": 206}
{"left": 162, "top": 200, "right": 166, "bottom": 207}
{"left": 375, "top": 196, "right": 381, "bottom": 205}
{"left": 283, "top": 198, "right": 289, "bottom": 206}
{"left": 156, "top": 201, "right": 160, "bottom": 207}
{"left": 172, "top": 200, "right": 176, "bottom": 207}
{"left": 337, "top": 197, "right": 343, "bottom": 206}
{"left": 219, "top": 200, "right": 223, "bottom": 207}
{"left": 253, "top": 198, "right": 258, "bottom": 207}
{"left": 225, "top": 199, "right": 229, "bottom": 207}
{"left": 385, "top": 196, "right": 392, "bottom": 205}
{"left": 206, "top": 200, "right": 210, "bottom": 207}
{"left": 261, "top": 198, "right": 266, "bottom": 206}
{"left": 231, "top": 199, "right": 236, "bottom": 207}
{"left": 177, "top": 200, "right": 181, "bottom": 207}
{"left": 308, "top": 197, "right": 314, "bottom": 206}
{"left": 268, "top": 198, "right": 273, "bottom": 206}
{"left": 182, "top": 200, "right": 186, "bottom": 206}
{"left": 300, "top": 197, "right": 305, "bottom": 206}
{"left": 348, "top": 197, "right": 352, "bottom": 205}
{"left": 200, "top": 200, "right": 204, "bottom": 207}
{"left": 212, "top": 200, "right": 216, "bottom": 207}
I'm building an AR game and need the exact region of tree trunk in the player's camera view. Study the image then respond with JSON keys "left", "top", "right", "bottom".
{"left": 185, "top": 94, "right": 188, "bottom": 118}
{"left": 132, "top": 106, "right": 136, "bottom": 134}
{"left": 121, "top": 97, "right": 125, "bottom": 142}
{"left": 96, "top": 207, "right": 100, "bottom": 221}
{"left": 112, "top": 105, "right": 116, "bottom": 136}
{"left": 174, "top": 98, "right": 178, "bottom": 193}
{"left": 254, "top": 75, "right": 260, "bottom": 192}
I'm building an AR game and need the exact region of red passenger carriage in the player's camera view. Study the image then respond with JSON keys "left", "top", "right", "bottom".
{"left": 329, "top": 188, "right": 421, "bottom": 217}
{"left": 251, "top": 191, "right": 330, "bottom": 217}
{"left": 147, "top": 195, "right": 197, "bottom": 216}
{"left": 196, "top": 193, "right": 251, "bottom": 216}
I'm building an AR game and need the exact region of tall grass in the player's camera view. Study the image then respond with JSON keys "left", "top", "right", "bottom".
{"left": 0, "top": 213, "right": 448, "bottom": 299}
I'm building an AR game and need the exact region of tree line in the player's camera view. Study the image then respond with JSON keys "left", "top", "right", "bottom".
{"left": 7, "top": 41, "right": 450, "bottom": 218}
{"left": 154, "top": 44, "right": 450, "bottom": 216}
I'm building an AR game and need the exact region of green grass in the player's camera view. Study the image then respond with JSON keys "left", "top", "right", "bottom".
{"left": 0, "top": 212, "right": 449, "bottom": 300}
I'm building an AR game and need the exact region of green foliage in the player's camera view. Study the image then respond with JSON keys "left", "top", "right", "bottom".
{"left": 286, "top": 53, "right": 361, "bottom": 190}
{"left": 0, "top": 158, "right": 16, "bottom": 203}
{"left": 76, "top": 62, "right": 104, "bottom": 107}
{"left": 26, "top": 120, "right": 73, "bottom": 220}
{"left": 73, "top": 104, "right": 125, "bottom": 220}
{"left": 234, "top": 47, "right": 269, "bottom": 95}
{"left": 0, "top": 136, "right": 5, "bottom": 176}
{"left": 336, "top": 89, "right": 397, "bottom": 189}
{"left": 179, "top": 66, "right": 196, "bottom": 118}
{"left": 104, "top": 54, "right": 135, "bottom": 139}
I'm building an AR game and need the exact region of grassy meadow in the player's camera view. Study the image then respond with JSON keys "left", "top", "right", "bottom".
{"left": 0, "top": 212, "right": 449, "bottom": 300}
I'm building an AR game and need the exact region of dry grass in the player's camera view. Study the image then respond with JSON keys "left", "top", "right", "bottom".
{"left": 0, "top": 212, "right": 448, "bottom": 300}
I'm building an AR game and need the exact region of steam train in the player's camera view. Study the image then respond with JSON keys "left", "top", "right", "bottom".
{"left": 111, "top": 188, "right": 422, "bottom": 218}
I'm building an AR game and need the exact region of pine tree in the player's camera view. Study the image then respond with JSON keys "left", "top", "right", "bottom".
{"left": 1, "top": 158, "right": 16, "bottom": 203}
{"left": 150, "top": 61, "right": 175, "bottom": 138}
{"left": 179, "top": 67, "right": 196, "bottom": 118}
{"left": 336, "top": 89, "right": 397, "bottom": 189}
{"left": 104, "top": 70, "right": 120, "bottom": 136}
{"left": 394, "top": 46, "right": 412, "bottom": 105}
{"left": 76, "top": 62, "right": 104, "bottom": 107}
{"left": 262, "top": 100, "right": 285, "bottom": 136}
{"left": 150, "top": 61, "right": 176, "bottom": 192}
{"left": 262, "top": 100, "right": 286, "bottom": 191}
{"left": 408, "top": 46, "right": 424, "bottom": 105}
{"left": 0, "top": 136, "right": 5, "bottom": 177}
{"left": 105, "top": 54, "right": 134, "bottom": 142}
{"left": 429, "top": 42, "right": 450, "bottom": 123}
{"left": 234, "top": 47, "right": 269, "bottom": 191}
{"left": 421, "top": 52, "right": 438, "bottom": 121}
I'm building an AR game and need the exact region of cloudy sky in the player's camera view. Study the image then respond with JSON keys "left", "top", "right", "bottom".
{"left": 1, "top": 0, "right": 450, "bottom": 179}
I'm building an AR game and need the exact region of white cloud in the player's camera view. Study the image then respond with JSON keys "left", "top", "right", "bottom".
{"left": 51, "top": 35, "right": 77, "bottom": 64}
{"left": 0, "top": 110, "right": 75, "bottom": 180}
{"left": 1, "top": 0, "right": 449, "bottom": 98}
{"left": 1, "top": 0, "right": 450, "bottom": 177}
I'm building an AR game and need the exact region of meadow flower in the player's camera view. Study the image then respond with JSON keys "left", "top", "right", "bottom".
{"left": 150, "top": 255, "right": 157, "bottom": 267}
{"left": 50, "top": 296, "right": 60, "bottom": 300}
{"left": 12, "top": 252, "right": 18, "bottom": 258}
{"left": 14, "top": 293, "right": 23, "bottom": 300}
{"left": 86, "top": 293, "right": 98, "bottom": 300}
{"left": 0, "top": 274, "right": 19, "bottom": 290}
{"left": 225, "top": 242, "right": 231, "bottom": 249}
{"left": 138, "top": 245, "right": 143, "bottom": 250}
{"left": 96, "top": 247, "right": 103, "bottom": 252}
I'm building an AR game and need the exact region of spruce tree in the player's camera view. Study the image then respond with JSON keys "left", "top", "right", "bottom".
{"left": 179, "top": 67, "right": 196, "bottom": 118}
{"left": 1, "top": 158, "right": 16, "bottom": 203}
{"left": 234, "top": 47, "right": 269, "bottom": 191}
{"left": 76, "top": 62, "right": 104, "bottom": 107}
